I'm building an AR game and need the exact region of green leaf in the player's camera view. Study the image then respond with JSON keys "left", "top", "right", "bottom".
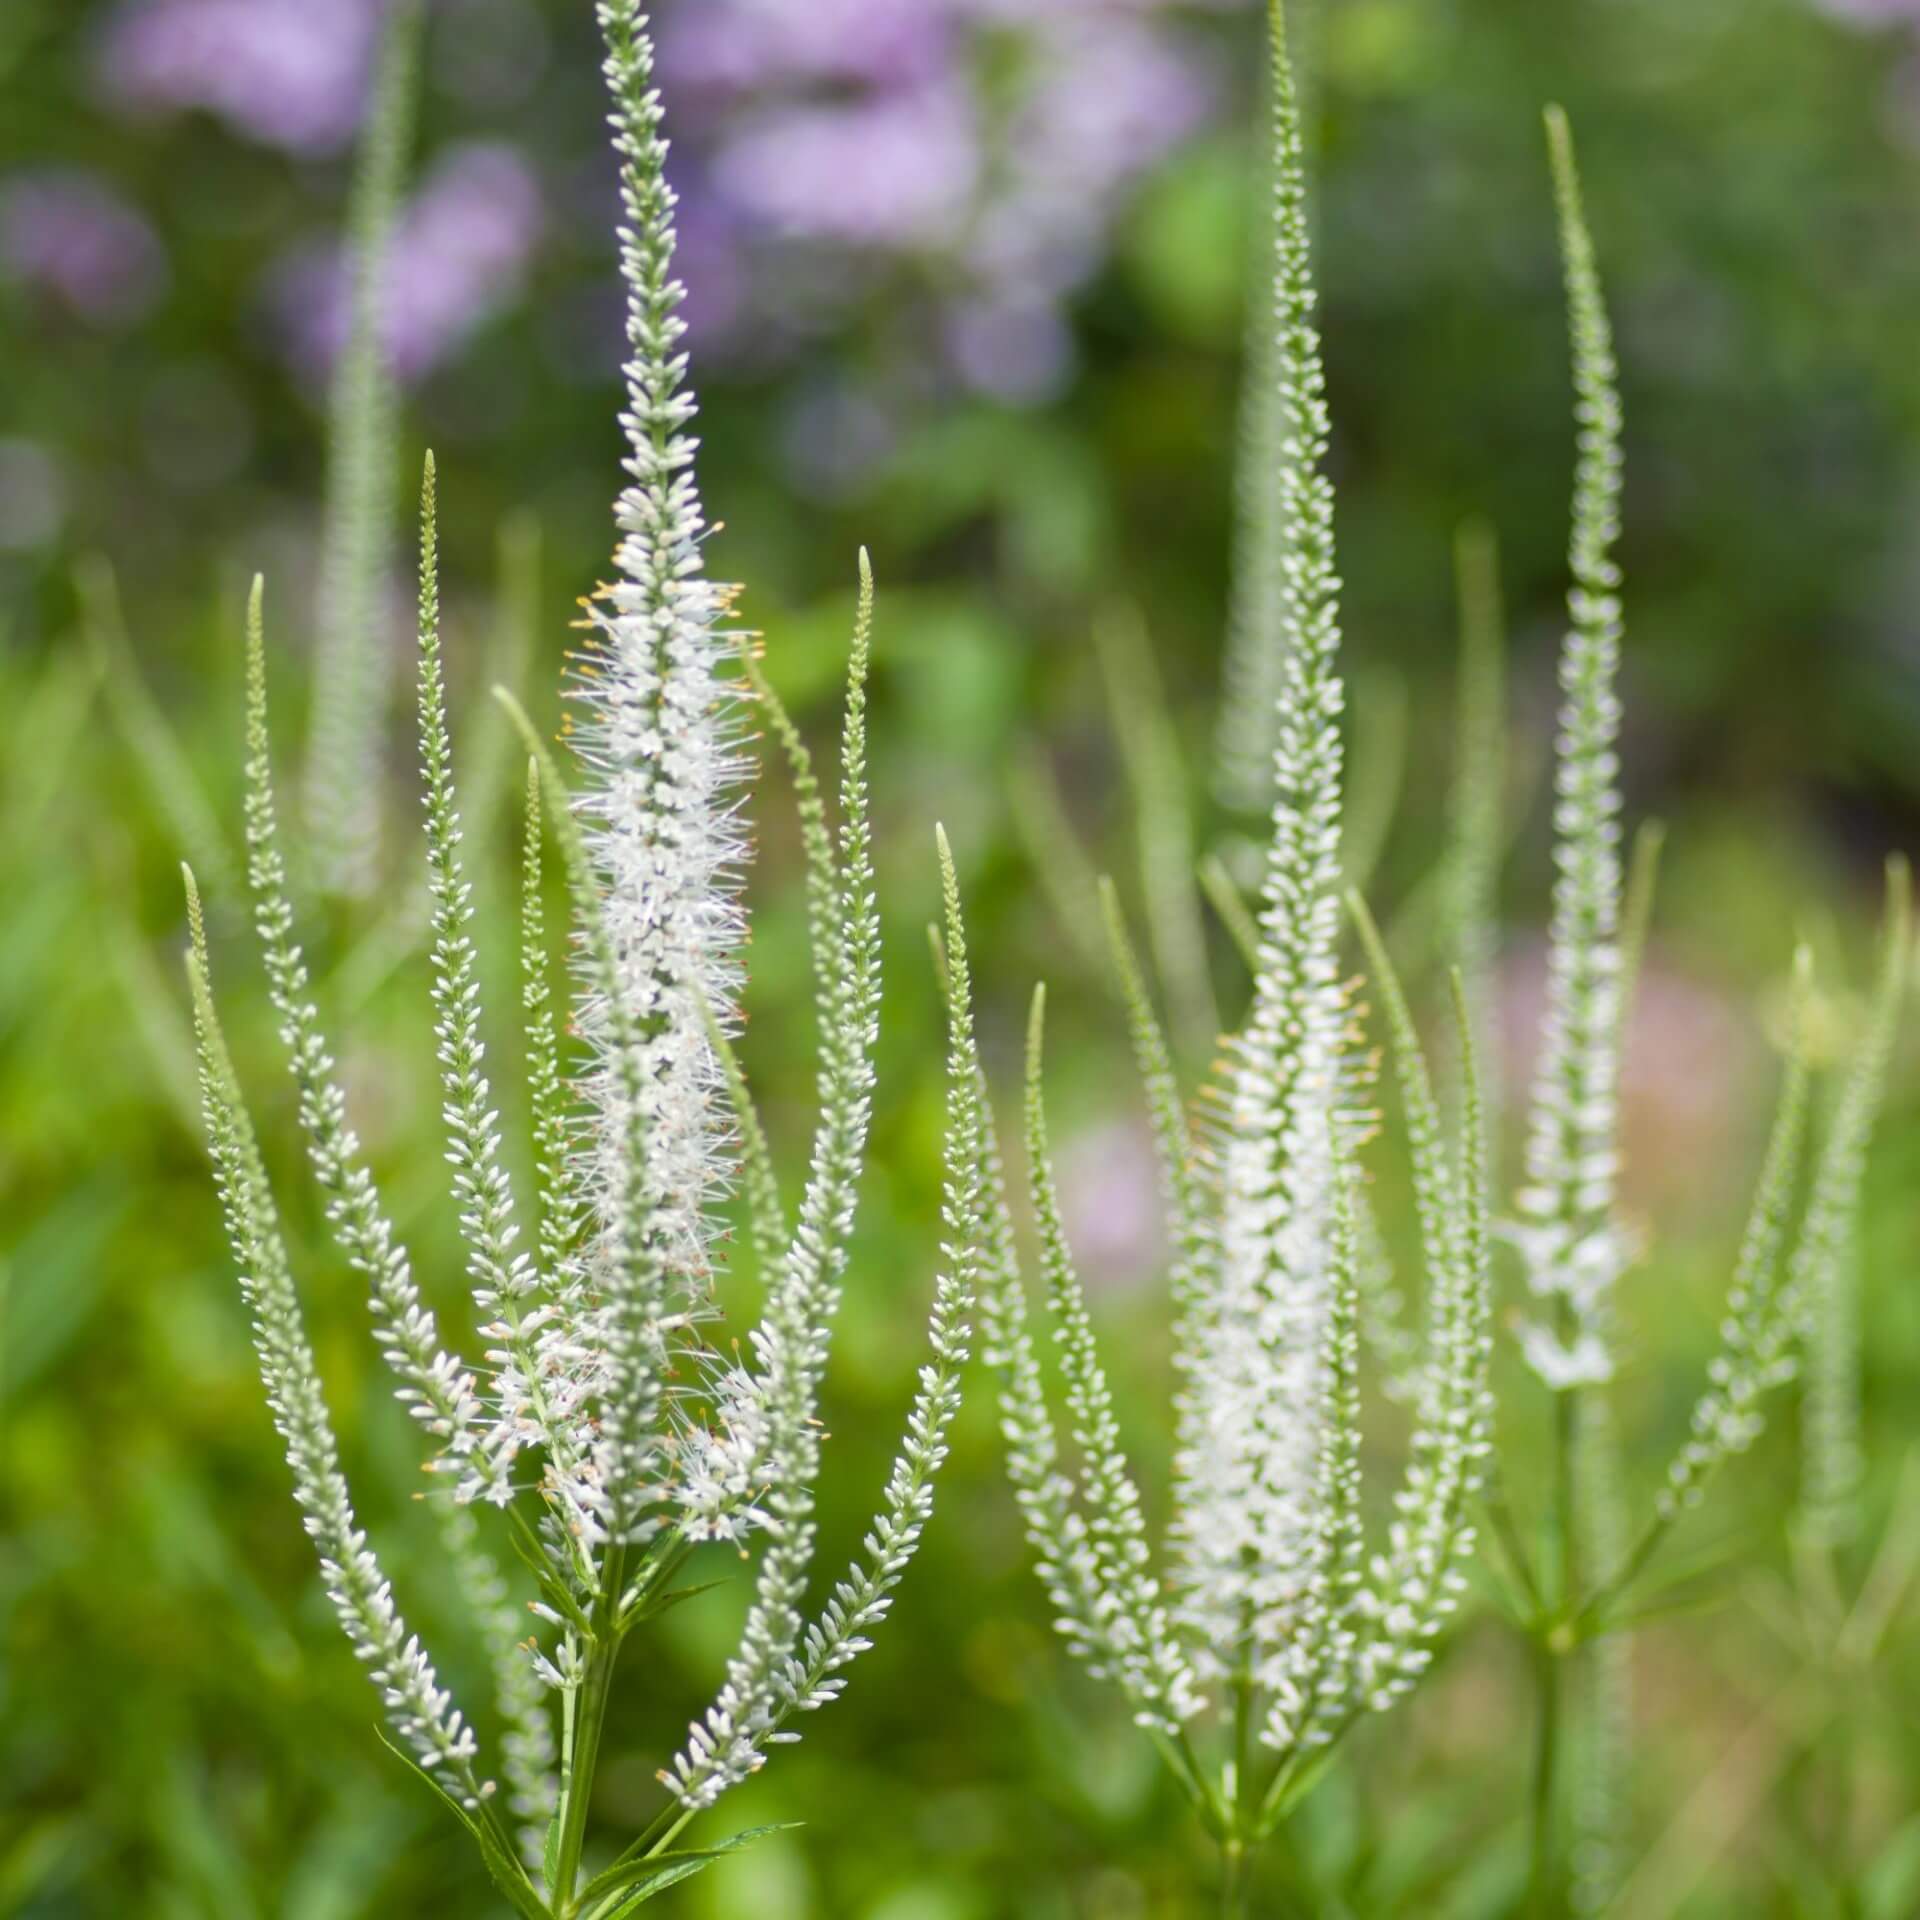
{"left": 506, "top": 1504, "right": 595, "bottom": 1636}
{"left": 578, "top": 1825, "right": 798, "bottom": 1914}
{"left": 543, "top": 1812, "right": 563, "bottom": 1905}
{"left": 373, "top": 1729, "right": 552, "bottom": 1920}
{"left": 618, "top": 1576, "right": 730, "bottom": 1634}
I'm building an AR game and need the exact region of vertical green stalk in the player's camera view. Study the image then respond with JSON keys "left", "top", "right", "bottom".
{"left": 1528, "top": 1635, "right": 1564, "bottom": 1920}
{"left": 1221, "top": 1837, "right": 1254, "bottom": 1920}
{"left": 550, "top": 1548, "right": 626, "bottom": 1913}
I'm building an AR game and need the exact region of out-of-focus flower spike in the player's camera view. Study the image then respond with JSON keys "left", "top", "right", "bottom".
{"left": 1359, "top": 969, "right": 1495, "bottom": 1711}
{"left": 1214, "top": 15, "right": 1289, "bottom": 825}
{"left": 1653, "top": 947, "right": 1816, "bottom": 1526}
{"left": 1349, "top": 889, "right": 1463, "bottom": 1304}
{"left": 304, "top": 0, "right": 424, "bottom": 896}
{"left": 1513, "top": 105, "right": 1629, "bottom": 1390}
{"left": 1026, "top": 983, "right": 1200, "bottom": 1730}
{"left": 437, "top": 1501, "right": 559, "bottom": 1868}
{"left": 1794, "top": 859, "right": 1912, "bottom": 1548}
{"left": 1617, "top": 820, "right": 1666, "bottom": 1025}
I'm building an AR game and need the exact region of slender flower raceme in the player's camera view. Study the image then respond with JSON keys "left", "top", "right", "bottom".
{"left": 1479, "top": 112, "right": 1909, "bottom": 1914}
{"left": 970, "top": 8, "right": 1494, "bottom": 1907}
{"left": 565, "top": 1, "right": 751, "bottom": 1375}
{"left": 1510, "top": 105, "right": 1629, "bottom": 1395}
{"left": 189, "top": 8, "right": 978, "bottom": 1911}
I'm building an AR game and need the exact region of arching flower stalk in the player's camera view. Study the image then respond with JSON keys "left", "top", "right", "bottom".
{"left": 188, "top": 6, "right": 978, "bottom": 1912}
{"left": 969, "top": 7, "right": 1495, "bottom": 1910}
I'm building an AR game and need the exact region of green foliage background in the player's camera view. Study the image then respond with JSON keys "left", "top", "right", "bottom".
{"left": 5, "top": 0, "right": 1920, "bottom": 1914}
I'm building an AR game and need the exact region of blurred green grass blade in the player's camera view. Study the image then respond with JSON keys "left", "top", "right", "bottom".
{"left": 1446, "top": 517, "right": 1507, "bottom": 1155}
{"left": 1008, "top": 742, "right": 1107, "bottom": 980}
{"left": 1340, "top": 665, "right": 1408, "bottom": 899}
{"left": 78, "top": 555, "right": 240, "bottom": 899}
{"left": 1094, "top": 600, "right": 1218, "bottom": 1061}
{"left": 461, "top": 509, "right": 545, "bottom": 868}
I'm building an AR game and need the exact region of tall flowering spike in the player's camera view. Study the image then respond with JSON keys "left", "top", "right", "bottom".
{"left": 241, "top": 577, "right": 488, "bottom": 1467}
{"left": 512, "top": 702, "right": 678, "bottom": 1551}
{"left": 1025, "top": 985, "right": 1200, "bottom": 1730}
{"left": 1512, "top": 105, "right": 1629, "bottom": 1392}
{"left": 304, "top": 0, "right": 424, "bottom": 896}
{"left": 571, "top": 0, "right": 750, "bottom": 1320}
{"left": 184, "top": 869, "right": 488, "bottom": 1810}
{"left": 1794, "top": 859, "right": 1912, "bottom": 1547}
{"left": 520, "top": 758, "right": 588, "bottom": 1303}
{"left": 668, "top": 826, "right": 974, "bottom": 1810}
{"left": 1186, "top": 0, "right": 1351, "bottom": 1681}
{"left": 1654, "top": 951, "right": 1814, "bottom": 1522}
{"left": 666, "top": 569, "right": 885, "bottom": 1795}
{"left": 1347, "top": 956, "right": 1495, "bottom": 1717}
{"left": 415, "top": 456, "right": 550, "bottom": 1501}
{"left": 1261, "top": 1136, "right": 1366, "bottom": 1754}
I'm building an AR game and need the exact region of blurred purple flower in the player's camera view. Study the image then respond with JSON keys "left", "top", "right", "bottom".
{"left": 1056, "top": 1118, "right": 1168, "bottom": 1294}
{"left": 275, "top": 143, "right": 543, "bottom": 384}
{"left": 1, "top": 170, "right": 168, "bottom": 326}
{"left": 970, "top": 16, "right": 1216, "bottom": 298}
{"left": 1815, "top": 0, "right": 1920, "bottom": 18}
{"left": 97, "top": 0, "right": 381, "bottom": 155}
{"left": 712, "top": 87, "right": 980, "bottom": 250}
{"left": 659, "top": 0, "right": 950, "bottom": 95}
{"left": 653, "top": 0, "right": 1219, "bottom": 400}
{"left": 944, "top": 298, "right": 1074, "bottom": 405}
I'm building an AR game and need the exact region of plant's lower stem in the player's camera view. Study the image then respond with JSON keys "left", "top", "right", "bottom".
{"left": 1525, "top": 1636, "right": 1562, "bottom": 1918}
{"left": 1220, "top": 1836, "right": 1253, "bottom": 1920}
{"left": 552, "top": 1546, "right": 628, "bottom": 1917}
{"left": 552, "top": 1635, "right": 619, "bottom": 1913}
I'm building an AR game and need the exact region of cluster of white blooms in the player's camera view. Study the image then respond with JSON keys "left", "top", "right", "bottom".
{"left": 193, "top": 4, "right": 979, "bottom": 1900}
{"left": 1509, "top": 107, "right": 1630, "bottom": 1393}
{"left": 553, "top": 0, "right": 755, "bottom": 1550}
{"left": 1183, "top": 0, "right": 1353, "bottom": 1684}
{"left": 975, "top": 0, "right": 1495, "bottom": 1840}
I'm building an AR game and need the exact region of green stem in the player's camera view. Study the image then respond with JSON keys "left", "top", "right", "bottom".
{"left": 552, "top": 1547, "right": 627, "bottom": 1916}
{"left": 1526, "top": 1636, "right": 1563, "bottom": 1919}
{"left": 553, "top": 1637, "right": 618, "bottom": 1913}
{"left": 1221, "top": 1835, "right": 1253, "bottom": 1920}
